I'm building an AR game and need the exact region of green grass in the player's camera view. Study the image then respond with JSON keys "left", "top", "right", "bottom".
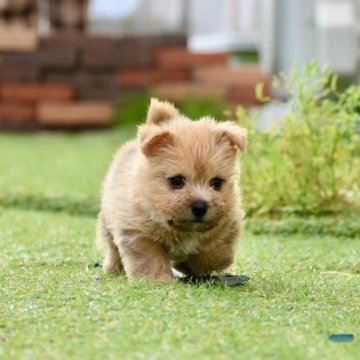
{"left": 0, "top": 129, "right": 359, "bottom": 359}
{"left": 0, "top": 129, "right": 135, "bottom": 198}
{"left": 1, "top": 207, "right": 359, "bottom": 360}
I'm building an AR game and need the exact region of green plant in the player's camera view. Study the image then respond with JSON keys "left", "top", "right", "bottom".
{"left": 114, "top": 91, "right": 150, "bottom": 127}
{"left": 238, "top": 61, "right": 360, "bottom": 216}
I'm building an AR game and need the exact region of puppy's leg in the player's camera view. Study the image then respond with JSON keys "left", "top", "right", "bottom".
{"left": 175, "top": 244, "right": 235, "bottom": 276}
{"left": 117, "top": 235, "right": 174, "bottom": 283}
{"left": 96, "top": 213, "right": 123, "bottom": 274}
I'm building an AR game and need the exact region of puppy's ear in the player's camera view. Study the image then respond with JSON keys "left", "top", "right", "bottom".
{"left": 217, "top": 121, "right": 247, "bottom": 153}
{"left": 138, "top": 124, "right": 174, "bottom": 156}
{"left": 146, "top": 98, "right": 180, "bottom": 125}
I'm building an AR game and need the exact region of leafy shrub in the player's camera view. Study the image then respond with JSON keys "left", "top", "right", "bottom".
{"left": 114, "top": 91, "right": 150, "bottom": 127}
{"left": 238, "top": 62, "right": 360, "bottom": 216}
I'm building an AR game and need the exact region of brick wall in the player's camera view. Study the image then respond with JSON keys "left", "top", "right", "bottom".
{"left": 0, "top": 33, "right": 186, "bottom": 130}
{"left": 0, "top": 32, "right": 270, "bottom": 130}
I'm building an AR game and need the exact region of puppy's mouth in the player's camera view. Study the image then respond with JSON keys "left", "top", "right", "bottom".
{"left": 167, "top": 218, "right": 216, "bottom": 232}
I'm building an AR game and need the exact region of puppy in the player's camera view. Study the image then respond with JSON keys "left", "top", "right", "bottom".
{"left": 96, "top": 98, "right": 247, "bottom": 282}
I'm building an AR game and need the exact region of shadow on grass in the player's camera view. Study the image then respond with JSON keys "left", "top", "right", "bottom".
{"left": 0, "top": 191, "right": 98, "bottom": 217}
{"left": 1, "top": 191, "right": 359, "bottom": 238}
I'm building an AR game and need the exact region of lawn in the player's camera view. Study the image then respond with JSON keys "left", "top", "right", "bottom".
{"left": 0, "top": 130, "right": 359, "bottom": 360}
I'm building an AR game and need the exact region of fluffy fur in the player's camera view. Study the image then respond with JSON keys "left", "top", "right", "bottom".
{"left": 96, "top": 98, "right": 247, "bottom": 282}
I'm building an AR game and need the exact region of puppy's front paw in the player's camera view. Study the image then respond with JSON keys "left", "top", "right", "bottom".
{"left": 103, "top": 256, "right": 123, "bottom": 275}
{"left": 119, "top": 236, "right": 174, "bottom": 283}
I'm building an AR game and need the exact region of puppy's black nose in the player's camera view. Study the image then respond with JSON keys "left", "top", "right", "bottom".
{"left": 191, "top": 200, "right": 208, "bottom": 218}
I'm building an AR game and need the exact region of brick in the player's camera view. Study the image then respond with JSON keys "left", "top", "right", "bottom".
{"left": 43, "top": 71, "right": 119, "bottom": 100}
{"left": 39, "top": 33, "right": 86, "bottom": 53}
{"left": 227, "top": 82, "right": 272, "bottom": 106}
{"left": 0, "top": 102, "right": 35, "bottom": 122}
{"left": 0, "top": 62, "right": 39, "bottom": 82}
{"left": 227, "top": 84, "right": 271, "bottom": 98}
{"left": 1, "top": 48, "right": 78, "bottom": 70}
{"left": 0, "top": 118, "right": 39, "bottom": 132}
{"left": 194, "top": 65, "right": 270, "bottom": 87}
{"left": 82, "top": 37, "right": 152, "bottom": 70}
{"left": 226, "top": 94, "right": 264, "bottom": 109}
{"left": 41, "top": 35, "right": 154, "bottom": 70}
{"left": 226, "top": 87, "right": 269, "bottom": 107}
{"left": 118, "top": 68, "right": 190, "bottom": 88}
{"left": 116, "top": 38, "right": 156, "bottom": 69}
{"left": 0, "top": 27, "right": 38, "bottom": 52}
{"left": 41, "top": 34, "right": 117, "bottom": 52}
{"left": 39, "top": 35, "right": 80, "bottom": 69}
{"left": 39, "top": 34, "right": 186, "bottom": 70}
{"left": 83, "top": 49, "right": 119, "bottom": 70}
{"left": 0, "top": 52, "right": 38, "bottom": 65}
{"left": 1, "top": 83, "right": 75, "bottom": 104}
{"left": 143, "top": 34, "right": 187, "bottom": 48}
{"left": 157, "top": 47, "right": 228, "bottom": 69}
{"left": 37, "top": 101, "right": 114, "bottom": 126}
{"left": 38, "top": 48, "right": 78, "bottom": 70}
{"left": 115, "top": 35, "right": 186, "bottom": 69}
{"left": 40, "top": 35, "right": 132, "bottom": 69}
{"left": 151, "top": 82, "right": 226, "bottom": 101}
{"left": 82, "top": 38, "right": 119, "bottom": 70}
{"left": 83, "top": 36, "right": 118, "bottom": 49}
{"left": 43, "top": 70, "right": 77, "bottom": 86}
{"left": 76, "top": 72, "right": 119, "bottom": 100}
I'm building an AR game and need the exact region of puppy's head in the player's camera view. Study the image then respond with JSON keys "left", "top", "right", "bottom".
{"left": 138, "top": 98, "right": 247, "bottom": 232}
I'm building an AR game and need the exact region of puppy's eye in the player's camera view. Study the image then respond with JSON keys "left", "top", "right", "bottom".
{"left": 210, "top": 177, "right": 224, "bottom": 191}
{"left": 168, "top": 176, "right": 185, "bottom": 189}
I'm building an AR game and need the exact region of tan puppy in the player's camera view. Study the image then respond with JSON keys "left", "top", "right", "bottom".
{"left": 96, "top": 99, "right": 247, "bottom": 282}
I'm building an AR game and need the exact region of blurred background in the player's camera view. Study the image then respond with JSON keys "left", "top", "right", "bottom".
{"left": 0, "top": 0, "right": 359, "bottom": 130}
